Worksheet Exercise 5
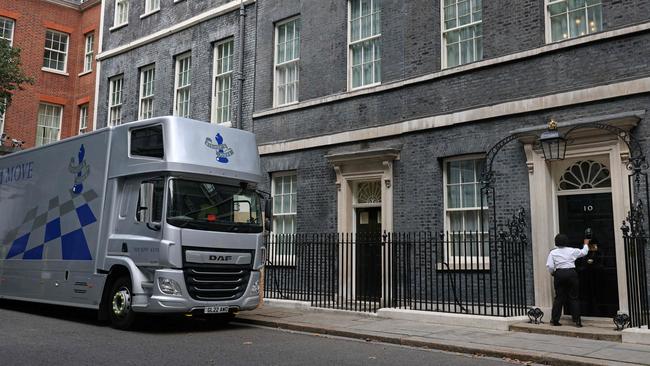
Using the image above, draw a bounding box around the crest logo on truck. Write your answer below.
[204,133,234,164]
[68,144,90,195]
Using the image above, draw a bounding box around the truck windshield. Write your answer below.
[167,179,262,233]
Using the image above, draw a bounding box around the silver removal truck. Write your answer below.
[0,117,268,329]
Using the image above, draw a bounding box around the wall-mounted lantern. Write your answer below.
[539,119,567,161]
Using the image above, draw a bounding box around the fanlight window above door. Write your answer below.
[356,181,382,204]
[558,160,611,191]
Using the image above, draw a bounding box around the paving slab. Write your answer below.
[238,305,650,366]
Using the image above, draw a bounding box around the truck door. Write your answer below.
[110,178,164,267]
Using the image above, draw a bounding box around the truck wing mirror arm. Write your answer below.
[147,222,161,231]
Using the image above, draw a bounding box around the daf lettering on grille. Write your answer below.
[209,255,233,262]
[185,250,251,265]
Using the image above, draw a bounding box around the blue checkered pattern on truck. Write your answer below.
[3,190,98,260]
[1,144,97,261]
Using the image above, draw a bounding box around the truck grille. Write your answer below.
[183,264,252,301]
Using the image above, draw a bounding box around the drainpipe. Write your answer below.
[237,0,246,130]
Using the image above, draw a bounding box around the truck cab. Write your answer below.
[99,118,267,328]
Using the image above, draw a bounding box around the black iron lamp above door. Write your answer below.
[539,119,567,161]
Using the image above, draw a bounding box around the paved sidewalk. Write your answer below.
[237,304,650,366]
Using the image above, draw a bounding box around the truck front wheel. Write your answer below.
[108,276,137,330]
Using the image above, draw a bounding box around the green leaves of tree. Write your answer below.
[0,40,33,115]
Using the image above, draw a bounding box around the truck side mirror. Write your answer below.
[137,180,163,226]
[265,199,272,219]
[136,206,148,222]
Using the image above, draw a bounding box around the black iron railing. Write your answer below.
[264,228,529,316]
[622,234,649,328]
[622,202,650,328]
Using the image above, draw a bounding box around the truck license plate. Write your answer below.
[204,306,229,314]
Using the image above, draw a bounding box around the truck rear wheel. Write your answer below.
[108,276,137,330]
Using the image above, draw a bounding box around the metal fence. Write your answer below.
[264,228,529,317]
[622,205,650,328]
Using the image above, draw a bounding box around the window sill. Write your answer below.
[78,70,92,77]
[109,23,128,32]
[274,100,299,109]
[349,82,381,92]
[140,9,160,19]
[41,67,69,76]
[546,31,600,45]
[213,121,232,128]
[441,58,483,71]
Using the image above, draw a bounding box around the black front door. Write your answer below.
[558,193,619,317]
[355,207,382,300]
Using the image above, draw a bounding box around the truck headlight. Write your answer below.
[251,280,260,295]
[158,277,182,296]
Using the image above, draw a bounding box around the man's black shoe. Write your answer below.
[575,322,583,328]
[550,321,562,326]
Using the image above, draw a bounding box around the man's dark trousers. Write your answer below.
[552,268,580,323]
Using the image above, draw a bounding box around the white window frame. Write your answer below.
[138,65,155,120]
[173,52,191,118]
[442,155,489,270]
[78,104,88,134]
[347,0,382,91]
[270,172,297,266]
[144,0,160,15]
[108,75,124,126]
[83,33,94,73]
[441,0,483,69]
[211,40,234,125]
[545,0,603,44]
[43,30,69,73]
[36,103,63,146]
[0,17,15,45]
[114,0,129,27]
[273,17,301,107]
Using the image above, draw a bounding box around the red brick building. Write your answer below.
[0,0,100,154]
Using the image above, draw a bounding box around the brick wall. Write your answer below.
[96,3,257,130]
[0,0,99,149]
[252,0,650,140]
[253,29,650,144]
[101,0,232,51]
[73,2,101,132]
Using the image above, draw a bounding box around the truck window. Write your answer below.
[167,179,262,233]
[136,180,164,223]
[130,125,164,158]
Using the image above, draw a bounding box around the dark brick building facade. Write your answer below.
[252,0,650,317]
[97,0,650,318]
[96,0,257,130]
